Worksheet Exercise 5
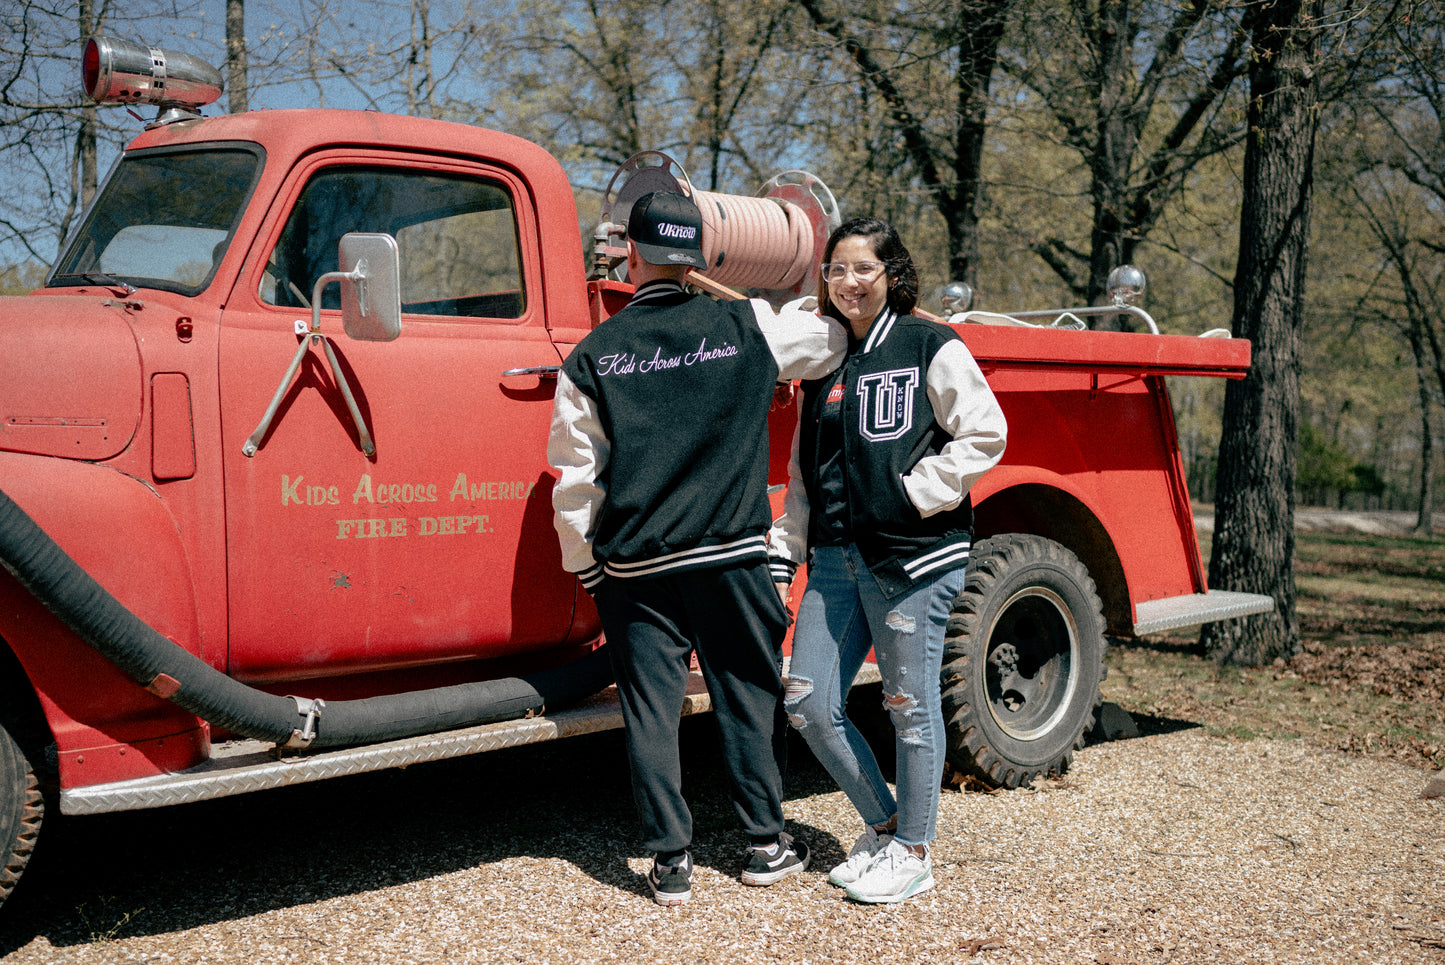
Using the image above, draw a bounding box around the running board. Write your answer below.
[1131,589,1275,636]
[61,663,883,817]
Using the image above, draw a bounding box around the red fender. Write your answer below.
[0,451,208,788]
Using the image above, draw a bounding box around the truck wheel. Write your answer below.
[941,534,1105,789]
[0,717,44,909]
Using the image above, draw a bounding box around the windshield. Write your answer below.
[49,145,261,295]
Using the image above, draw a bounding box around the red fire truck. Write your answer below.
[0,38,1271,907]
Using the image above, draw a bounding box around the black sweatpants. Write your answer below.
[596,560,792,855]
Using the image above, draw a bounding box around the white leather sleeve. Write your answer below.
[902,339,1008,517]
[752,298,847,381]
[547,371,608,587]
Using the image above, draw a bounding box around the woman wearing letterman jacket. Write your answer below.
[768,217,1007,904]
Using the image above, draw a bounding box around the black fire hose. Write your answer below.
[0,487,612,749]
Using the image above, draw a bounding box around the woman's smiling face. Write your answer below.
[825,234,890,336]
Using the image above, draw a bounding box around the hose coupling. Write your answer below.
[278,696,326,750]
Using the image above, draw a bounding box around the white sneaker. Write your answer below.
[844,838,934,904]
[827,826,892,888]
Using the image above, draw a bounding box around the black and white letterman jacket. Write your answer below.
[768,306,1007,599]
[548,280,846,591]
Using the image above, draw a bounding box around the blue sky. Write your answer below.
[3,0,486,267]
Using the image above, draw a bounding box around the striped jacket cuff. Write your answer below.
[603,536,769,581]
[577,562,606,591]
[901,541,971,580]
[769,558,798,584]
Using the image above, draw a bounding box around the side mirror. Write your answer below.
[338,233,401,341]
[247,233,400,458]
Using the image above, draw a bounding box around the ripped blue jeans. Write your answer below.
[785,543,965,847]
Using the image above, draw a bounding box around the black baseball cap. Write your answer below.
[627,191,707,269]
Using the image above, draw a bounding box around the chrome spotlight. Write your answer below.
[1107,265,1146,306]
[939,280,973,314]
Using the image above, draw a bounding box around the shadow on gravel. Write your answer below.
[1128,711,1203,738]
[0,717,847,955]
[1083,707,1202,748]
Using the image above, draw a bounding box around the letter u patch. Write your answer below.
[856,368,920,442]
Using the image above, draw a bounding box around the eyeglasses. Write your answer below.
[821,261,885,283]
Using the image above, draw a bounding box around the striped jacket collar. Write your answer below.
[858,307,900,354]
[627,278,689,306]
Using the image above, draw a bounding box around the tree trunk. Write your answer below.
[1201,0,1321,667]
[407,0,437,117]
[77,0,98,213]
[226,0,249,114]
[1088,0,1134,321]
[1414,388,1435,537]
[1409,318,1437,536]
[945,1,1008,290]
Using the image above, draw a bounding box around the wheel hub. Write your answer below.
[984,586,1081,741]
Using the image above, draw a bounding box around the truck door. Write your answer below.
[219,155,575,682]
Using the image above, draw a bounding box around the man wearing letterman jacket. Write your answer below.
[548,190,846,905]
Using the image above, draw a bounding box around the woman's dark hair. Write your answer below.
[816,217,919,320]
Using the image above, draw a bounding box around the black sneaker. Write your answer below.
[741,832,810,886]
[647,852,693,906]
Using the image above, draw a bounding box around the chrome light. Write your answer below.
[82,37,223,123]
[1107,265,1146,306]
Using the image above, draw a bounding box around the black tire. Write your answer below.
[941,534,1106,789]
[0,715,44,910]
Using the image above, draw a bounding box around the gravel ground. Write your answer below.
[1,721,1441,965]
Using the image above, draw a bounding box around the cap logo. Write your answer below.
[656,221,697,241]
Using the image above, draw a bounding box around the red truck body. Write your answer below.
[0,100,1269,906]
[2,111,609,791]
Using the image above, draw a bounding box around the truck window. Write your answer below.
[49,147,260,295]
[260,167,526,319]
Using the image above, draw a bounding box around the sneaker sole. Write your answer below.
[650,888,691,906]
[741,847,811,886]
[845,870,935,904]
[742,864,806,886]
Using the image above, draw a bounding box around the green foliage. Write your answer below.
[0,262,46,296]
[1305,5,1445,515]
[1297,422,1392,507]
[1350,462,1387,499]
[1298,422,1358,497]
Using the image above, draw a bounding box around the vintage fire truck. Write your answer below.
[0,38,1272,907]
